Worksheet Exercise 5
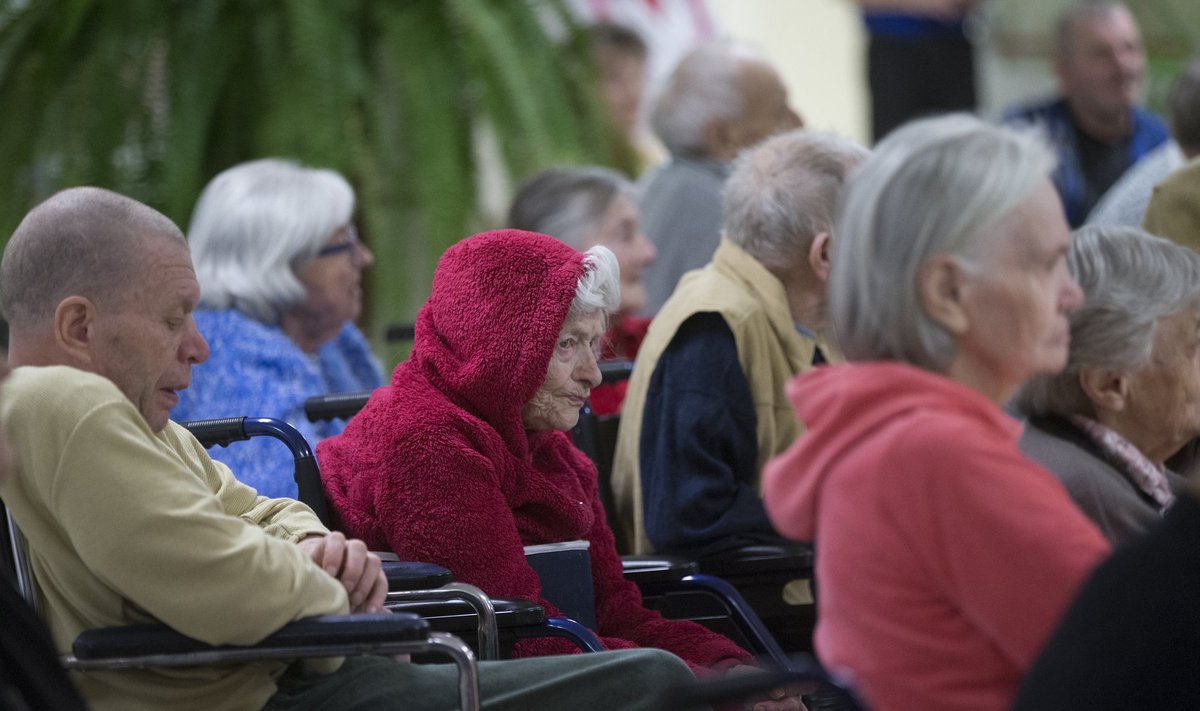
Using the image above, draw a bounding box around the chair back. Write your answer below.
[523,541,596,629]
[304,391,372,423]
[4,503,42,616]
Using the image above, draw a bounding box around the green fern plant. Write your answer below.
[0,0,621,362]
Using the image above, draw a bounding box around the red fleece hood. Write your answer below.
[763,361,1022,542]
[406,229,585,455]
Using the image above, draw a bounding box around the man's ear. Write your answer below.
[1078,366,1129,414]
[53,296,97,364]
[809,232,831,283]
[702,119,735,161]
[917,255,970,335]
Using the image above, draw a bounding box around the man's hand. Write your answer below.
[724,664,809,711]
[298,532,387,613]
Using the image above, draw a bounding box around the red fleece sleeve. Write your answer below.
[369,435,659,659]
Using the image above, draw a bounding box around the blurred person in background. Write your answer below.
[638,40,803,315]
[1086,56,1200,226]
[173,159,383,498]
[1015,225,1200,545]
[856,0,981,142]
[1005,0,1167,228]
[587,22,662,174]
[508,165,656,415]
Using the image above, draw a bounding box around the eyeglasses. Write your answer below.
[317,224,360,258]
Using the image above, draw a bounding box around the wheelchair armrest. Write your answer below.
[386,597,544,630]
[621,554,699,585]
[383,560,454,591]
[72,612,427,660]
[696,544,814,578]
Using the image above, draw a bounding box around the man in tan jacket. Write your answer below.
[0,187,693,711]
[613,130,866,556]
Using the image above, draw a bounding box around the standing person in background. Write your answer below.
[638,40,803,316]
[587,22,661,175]
[508,165,656,415]
[172,159,384,499]
[857,0,981,142]
[1004,1,1167,228]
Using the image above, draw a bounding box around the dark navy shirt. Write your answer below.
[639,312,791,557]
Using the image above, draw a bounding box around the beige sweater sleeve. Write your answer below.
[5,368,349,646]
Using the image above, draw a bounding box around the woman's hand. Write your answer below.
[724,664,809,711]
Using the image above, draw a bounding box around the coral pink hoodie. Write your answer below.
[763,362,1109,711]
[318,230,749,671]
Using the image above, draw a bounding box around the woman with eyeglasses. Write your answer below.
[172,158,383,498]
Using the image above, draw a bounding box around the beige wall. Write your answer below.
[709,0,870,144]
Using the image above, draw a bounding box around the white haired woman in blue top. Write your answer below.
[172,158,383,498]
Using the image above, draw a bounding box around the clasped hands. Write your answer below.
[298,531,388,613]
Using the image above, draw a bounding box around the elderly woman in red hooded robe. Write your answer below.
[318,230,795,692]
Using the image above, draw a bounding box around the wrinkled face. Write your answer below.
[523,310,605,431]
[954,179,1084,400]
[92,238,210,432]
[581,194,655,315]
[597,48,646,138]
[1122,305,1200,462]
[290,223,374,340]
[1057,6,1145,123]
[727,61,804,155]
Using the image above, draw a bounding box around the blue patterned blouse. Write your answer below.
[172,308,384,498]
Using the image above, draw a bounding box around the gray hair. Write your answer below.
[567,245,621,325]
[650,40,767,155]
[1,187,184,328]
[1168,56,1200,154]
[508,166,636,250]
[186,158,355,324]
[1056,0,1129,57]
[723,129,868,272]
[830,113,1057,372]
[1015,225,1200,417]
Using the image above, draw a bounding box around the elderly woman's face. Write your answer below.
[290,223,374,345]
[950,179,1084,402]
[582,193,655,315]
[523,310,605,431]
[1117,305,1200,463]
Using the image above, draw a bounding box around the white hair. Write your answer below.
[723,129,868,272]
[830,114,1057,372]
[568,245,621,324]
[650,40,768,156]
[187,158,355,323]
[1016,225,1200,417]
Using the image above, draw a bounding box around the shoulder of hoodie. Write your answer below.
[868,401,1030,483]
[359,376,510,465]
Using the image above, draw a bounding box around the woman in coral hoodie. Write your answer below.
[319,230,796,703]
[762,115,1111,711]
